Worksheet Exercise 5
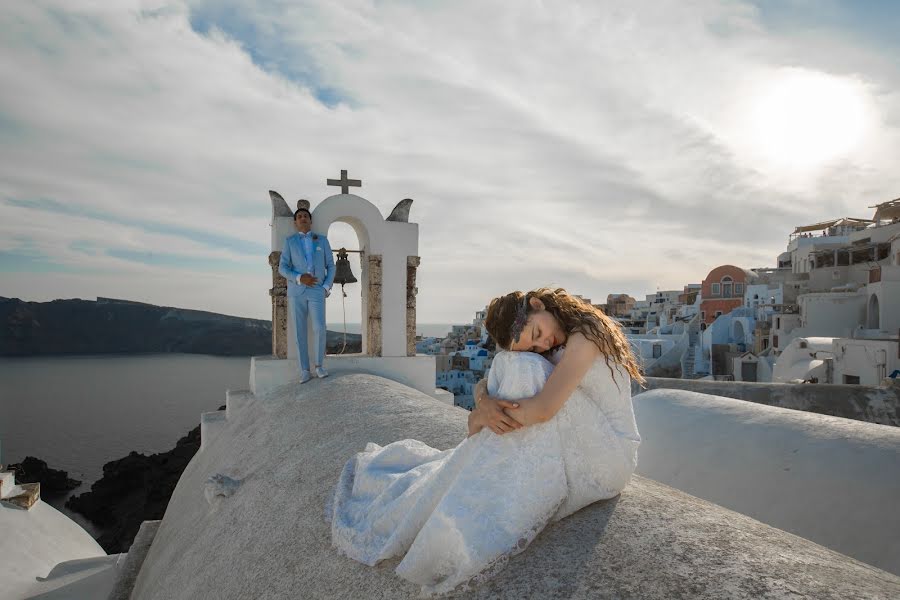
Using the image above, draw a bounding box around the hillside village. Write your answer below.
[421,198,900,410]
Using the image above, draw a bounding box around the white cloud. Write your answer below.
[0,0,897,323]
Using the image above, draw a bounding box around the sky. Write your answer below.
[1,0,899,324]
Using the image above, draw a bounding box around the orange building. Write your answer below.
[699,265,756,327]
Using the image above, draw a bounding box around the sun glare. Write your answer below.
[746,68,869,169]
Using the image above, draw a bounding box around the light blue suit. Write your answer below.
[278,232,335,373]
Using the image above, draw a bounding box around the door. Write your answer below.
[741,361,758,382]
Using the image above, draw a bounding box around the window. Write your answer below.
[711,283,720,295]
[721,276,733,297]
[701,311,706,320]
[735,283,743,295]
[652,344,662,359]
[773,334,779,347]
[843,375,861,385]
[715,311,723,317]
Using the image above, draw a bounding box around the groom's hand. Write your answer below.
[298,274,318,286]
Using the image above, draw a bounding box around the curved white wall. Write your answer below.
[1,500,105,598]
[772,336,834,382]
[633,388,900,575]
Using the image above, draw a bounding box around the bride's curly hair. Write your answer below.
[484,287,644,385]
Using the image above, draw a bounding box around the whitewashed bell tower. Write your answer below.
[253,170,450,403]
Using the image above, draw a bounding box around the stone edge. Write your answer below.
[107,519,161,600]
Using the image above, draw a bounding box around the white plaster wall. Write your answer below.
[758,355,776,382]
[867,272,900,333]
[798,291,866,337]
[771,313,801,352]
[849,220,900,245]
[271,212,296,252]
[807,265,870,292]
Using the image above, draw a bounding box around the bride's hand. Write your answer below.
[473,391,523,435]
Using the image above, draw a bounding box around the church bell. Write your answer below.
[333,248,358,286]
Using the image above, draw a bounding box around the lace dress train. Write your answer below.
[329,351,641,595]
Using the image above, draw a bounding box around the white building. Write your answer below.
[772,337,834,383]
[770,311,802,354]
[771,335,900,385]
[452,340,493,372]
[784,217,872,275]
[415,336,442,355]
[628,336,678,366]
[436,369,477,396]
[769,200,900,385]
[832,338,900,385]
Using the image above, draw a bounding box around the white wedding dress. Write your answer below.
[329,350,641,595]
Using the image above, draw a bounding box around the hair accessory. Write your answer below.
[510,294,529,345]
[297,199,311,211]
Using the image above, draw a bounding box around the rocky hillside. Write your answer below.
[0,297,361,356]
[66,420,208,553]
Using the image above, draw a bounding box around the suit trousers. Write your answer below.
[290,288,326,372]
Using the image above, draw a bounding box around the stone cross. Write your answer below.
[326,169,362,194]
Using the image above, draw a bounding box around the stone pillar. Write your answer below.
[268,251,288,359]
[406,256,421,356]
[366,254,383,357]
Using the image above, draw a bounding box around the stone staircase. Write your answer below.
[200,388,255,451]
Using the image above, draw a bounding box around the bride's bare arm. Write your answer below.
[503,333,600,426]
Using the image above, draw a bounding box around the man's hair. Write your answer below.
[294,208,312,220]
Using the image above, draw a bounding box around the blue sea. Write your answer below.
[0,354,253,533]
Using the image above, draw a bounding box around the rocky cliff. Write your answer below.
[0,297,361,356]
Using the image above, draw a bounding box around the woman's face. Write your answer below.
[508,300,566,353]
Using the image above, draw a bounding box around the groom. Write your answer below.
[278,201,335,383]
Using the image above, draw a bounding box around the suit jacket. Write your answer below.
[278,232,336,297]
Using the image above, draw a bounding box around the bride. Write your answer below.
[329,287,644,595]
